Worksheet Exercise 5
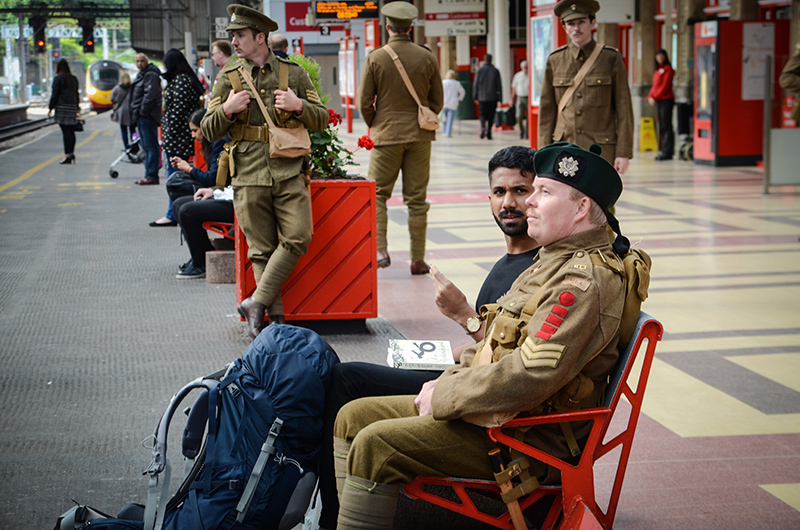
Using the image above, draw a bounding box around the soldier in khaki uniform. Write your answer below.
[779,43,800,123]
[358,2,443,275]
[538,0,634,175]
[201,5,328,338]
[332,142,633,530]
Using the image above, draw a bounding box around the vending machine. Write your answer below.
[694,19,789,166]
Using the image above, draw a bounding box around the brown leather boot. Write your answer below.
[237,297,266,339]
[410,261,430,275]
[377,251,391,268]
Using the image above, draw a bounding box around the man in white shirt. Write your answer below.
[511,60,529,139]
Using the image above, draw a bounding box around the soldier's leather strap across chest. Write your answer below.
[557,43,603,115]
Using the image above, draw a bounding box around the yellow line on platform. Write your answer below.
[0,128,104,194]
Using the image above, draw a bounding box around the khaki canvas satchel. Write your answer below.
[382,46,440,131]
[239,63,312,159]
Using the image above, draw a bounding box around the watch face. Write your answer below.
[467,317,480,332]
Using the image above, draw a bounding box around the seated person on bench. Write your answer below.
[319,145,540,529]
[332,142,631,530]
[173,186,234,279]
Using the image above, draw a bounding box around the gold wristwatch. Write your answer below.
[465,315,484,335]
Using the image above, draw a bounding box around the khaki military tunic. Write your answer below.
[358,35,444,260]
[201,53,328,313]
[779,47,800,122]
[335,227,625,486]
[538,40,634,163]
[202,54,328,185]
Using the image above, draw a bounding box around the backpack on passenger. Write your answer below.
[54,324,340,530]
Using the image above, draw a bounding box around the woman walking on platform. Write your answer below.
[49,59,80,164]
[647,49,675,161]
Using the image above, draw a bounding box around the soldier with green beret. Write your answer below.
[332,143,632,530]
[538,0,634,175]
[201,3,328,338]
[358,1,444,275]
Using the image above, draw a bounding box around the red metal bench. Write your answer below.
[403,312,664,530]
[202,221,234,240]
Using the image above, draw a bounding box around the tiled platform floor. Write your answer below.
[0,114,798,529]
[340,118,800,528]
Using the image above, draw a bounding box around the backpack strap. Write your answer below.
[278,60,289,91]
[229,67,244,93]
[236,417,284,522]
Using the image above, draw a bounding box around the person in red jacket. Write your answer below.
[647,49,675,160]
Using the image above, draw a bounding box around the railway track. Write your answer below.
[0,116,55,143]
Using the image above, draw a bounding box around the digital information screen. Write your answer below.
[315,1,380,20]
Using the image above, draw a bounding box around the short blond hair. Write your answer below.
[445,69,457,80]
[570,188,607,227]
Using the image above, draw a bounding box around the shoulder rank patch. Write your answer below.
[562,275,590,292]
[532,291,575,341]
[521,340,566,369]
[207,96,222,112]
[305,88,321,104]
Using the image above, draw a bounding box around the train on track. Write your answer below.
[85,60,124,111]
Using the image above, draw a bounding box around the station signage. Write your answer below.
[423,0,486,37]
[315,1,379,21]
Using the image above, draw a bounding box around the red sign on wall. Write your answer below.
[286,2,312,31]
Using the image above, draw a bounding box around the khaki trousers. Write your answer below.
[369,142,431,262]
[233,174,312,314]
[334,395,502,486]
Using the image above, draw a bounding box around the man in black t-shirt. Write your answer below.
[318,146,539,530]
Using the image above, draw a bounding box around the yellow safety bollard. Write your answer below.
[640,117,658,152]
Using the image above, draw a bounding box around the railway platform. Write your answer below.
[0,113,799,529]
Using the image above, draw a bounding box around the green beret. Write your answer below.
[553,0,600,22]
[381,1,418,29]
[533,142,621,212]
[226,4,278,35]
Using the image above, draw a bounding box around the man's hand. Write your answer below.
[415,379,439,416]
[430,264,473,325]
[222,90,251,120]
[647,96,656,107]
[193,188,214,201]
[614,157,629,175]
[274,87,303,113]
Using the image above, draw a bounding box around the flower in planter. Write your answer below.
[307,108,374,179]
[289,54,373,179]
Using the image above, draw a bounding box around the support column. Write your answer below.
[456,35,474,119]
[633,0,658,153]
[491,0,511,103]
[595,24,618,48]
[440,35,456,76]
[729,0,759,21]
[675,0,705,103]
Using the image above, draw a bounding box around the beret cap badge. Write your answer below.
[557,156,580,178]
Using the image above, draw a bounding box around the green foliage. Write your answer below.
[288,54,359,179]
[287,53,329,105]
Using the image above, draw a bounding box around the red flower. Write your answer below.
[357,135,374,150]
[328,109,342,126]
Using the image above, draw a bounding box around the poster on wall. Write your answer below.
[741,22,774,101]
[530,15,554,107]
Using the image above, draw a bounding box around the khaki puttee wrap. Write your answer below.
[333,436,352,503]
[253,244,300,310]
[337,475,401,530]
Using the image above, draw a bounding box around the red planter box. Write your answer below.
[235,178,378,321]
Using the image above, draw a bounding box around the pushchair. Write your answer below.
[108,132,144,178]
